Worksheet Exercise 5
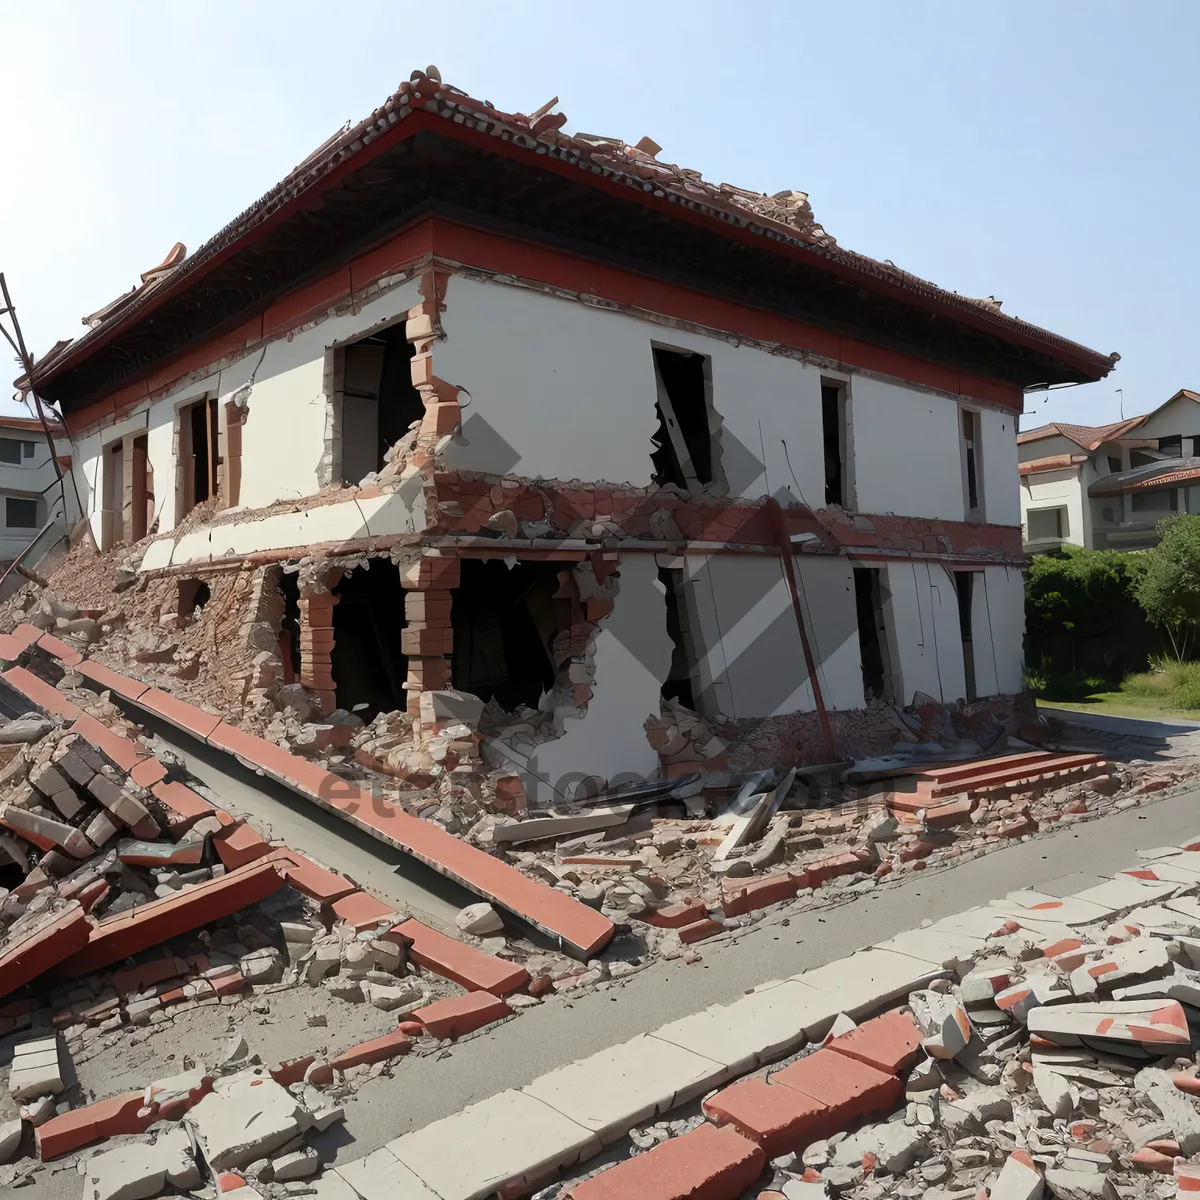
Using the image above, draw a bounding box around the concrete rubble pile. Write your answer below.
[553,847,1200,1200]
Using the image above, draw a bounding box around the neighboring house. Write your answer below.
[1019,389,1200,552]
[20,70,1115,792]
[0,413,76,568]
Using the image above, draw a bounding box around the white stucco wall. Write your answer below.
[881,559,967,705]
[851,378,966,521]
[977,566,1026,695]
[0,430,76,561]
[680,552,864,719]
[1135,394,1200,441]
[979,408,1020,527]
[1019,467,1087,547]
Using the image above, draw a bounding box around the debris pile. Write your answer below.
[556,847,1200,1199]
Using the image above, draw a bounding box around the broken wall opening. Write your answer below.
[853,566,892,702]
[131,435,149,542]
[339,324,424,483]
[330,559,409,719]
[956,570,978,702]
[658,566,697,710]
[278,571,301,684]
[451,558,572,711]
[651,346,716,490]
[822,380,849,507]
[177,579,210,626]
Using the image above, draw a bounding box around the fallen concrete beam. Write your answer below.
[1,666,82,719]
[55,857,285,978]
[36,633,83,667]
[75,658,151,701]
[0,903,92,1000]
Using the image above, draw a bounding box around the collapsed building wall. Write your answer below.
[55,249,1032,792]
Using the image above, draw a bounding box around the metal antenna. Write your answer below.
[0,273,92,551]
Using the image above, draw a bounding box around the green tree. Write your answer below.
[1025,544,1143,642]
[1134,513,1200,660]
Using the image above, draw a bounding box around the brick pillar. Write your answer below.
[406,270,461,444]
[299,577,339,716]
[399,553,459,722]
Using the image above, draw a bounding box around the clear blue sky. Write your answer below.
[1,1,1194,426]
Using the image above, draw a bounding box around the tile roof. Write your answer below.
[1017,453,1088,476]
[1090,457,1200,497]
[28,66,1119,388]
[1017,417,1146,451]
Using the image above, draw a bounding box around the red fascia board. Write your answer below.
[75,659,151,701]
[36,111,1108,398]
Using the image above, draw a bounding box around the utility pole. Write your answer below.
[0,273,93,552]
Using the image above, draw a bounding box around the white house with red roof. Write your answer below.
[0,413,77,569]
[1019,389,1200,551]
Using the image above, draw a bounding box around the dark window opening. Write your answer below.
[1107,455,1121,475]
[1159,435,1183,458]
[179,397,219,519]
[278,571,301,683]
[331,559,409,719]
[1026,507,1066,540]
[0,859,24,892]
[1130,449,1157,468]
[131,435,149,542]
[955,571,977,702]
[658,566,696,709]
[651,347,714,489]
[962,409,981,516]
[178,579,210,624]
[1131,489,1178,514]
[340,325,424,484]
[5,497,37,529]
[452,558,572,711]
[821,382,848,506]
[853,567,889,701]
[0,439,21,466]
[21,441,34,459]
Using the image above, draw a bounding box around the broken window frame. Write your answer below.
[954,569,979,702]
[329,318,424,486]
[820,378,852,508]
[960,406,984,521]
[176,394,220,521]
[650,343,721,493]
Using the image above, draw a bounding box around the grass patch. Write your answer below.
[1029,656,1200,717]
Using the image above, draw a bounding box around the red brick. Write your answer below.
[566,1122,766,1200]
[329,890,398,930]
[799,850,871,889]
[270,1056,315,1087]
[112,957,185,995]
[640,899,707,929]
[388,919,530,995]
[722,874,799,919]
[770,1048,902,1128]
[2,665,83,719]
[826,1009,922,1075]
[150,780,215,835]
[35,1091,151,1160]
[129,757,169,788]
[411,991,511,1039]
[678,918,724,944]
[278,854,358,903]
[213,822,273,870]
[139,688,223,739]
[921,795,975,829]
[218,1174,248,1193]
[37,632,84,666]
[703,1076,831,1159]
[330,1028,411,1071]
[56,857,285,977]
[0,903,93,1001]
[70,713,151,772]
[75,659,150,701]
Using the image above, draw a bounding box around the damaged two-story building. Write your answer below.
[20,69,1117,804]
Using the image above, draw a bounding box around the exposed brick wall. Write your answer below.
[298,571,340,716]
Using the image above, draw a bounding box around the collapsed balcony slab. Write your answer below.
[0,903,93,1001]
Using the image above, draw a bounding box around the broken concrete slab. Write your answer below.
[1027,998,1190,1054]
[650,979,842,1079]
[184,1067,304,1170]
[8,1034,63,1101]
[792,948,944,1018]
[491,805,635,847]
[521,1033,726,1145]
[81,1125,200,1200]
[335,1145,440,1200]
[386,1088,602,1199]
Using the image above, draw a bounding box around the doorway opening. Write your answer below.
[339,325,425,483]
[955,571,979,702]
[658,566,697,709]
[130,435,150,541]
[330,559,409,719]
[853,567,891,702]
[102,440,124,550]
[452,558,572,711]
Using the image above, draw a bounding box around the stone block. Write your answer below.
[825,1008,923,1075]
[8,1034,63,1101]
[184,1069,304,1170]
[703,1075,830,1158]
